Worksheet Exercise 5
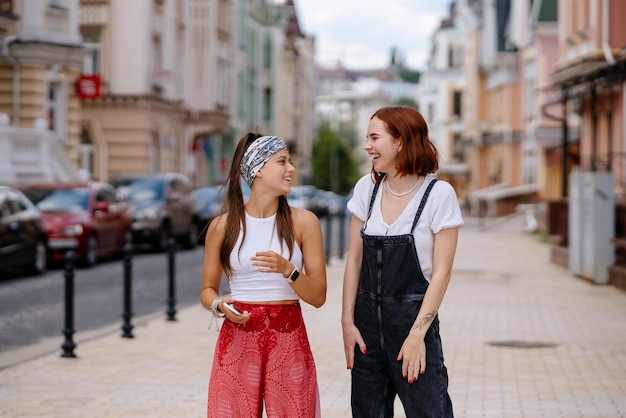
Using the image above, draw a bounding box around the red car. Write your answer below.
[23,182,132,267]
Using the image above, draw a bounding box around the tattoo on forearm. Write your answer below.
[411,311,436,332]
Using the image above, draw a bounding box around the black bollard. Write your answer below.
[166,237,177,321]
[61,250,77,358]
[121,241,134,338]
[324,214,332,264]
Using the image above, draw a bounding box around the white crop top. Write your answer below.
[228,212,302,302]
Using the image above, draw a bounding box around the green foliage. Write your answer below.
[398,67,421,83]
[393,97,419,110]
[311,124,362,195]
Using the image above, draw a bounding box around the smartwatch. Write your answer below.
[288,266,300,282]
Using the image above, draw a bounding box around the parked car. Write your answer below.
[0,185,48,275]
[23,182,132,267]
[110,173,198,251]
[192,186,223,244]
[287,185,316,210]
[192,182,251,244]
[309,189,346,217]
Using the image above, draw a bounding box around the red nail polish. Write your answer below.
[420,370,425,375]
[363,349,368,355]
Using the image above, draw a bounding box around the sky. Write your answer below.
[295,0,453,71]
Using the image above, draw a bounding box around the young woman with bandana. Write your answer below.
[200,133,327,418]
[342,106,463,417]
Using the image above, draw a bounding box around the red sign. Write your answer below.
[76,74,102,99]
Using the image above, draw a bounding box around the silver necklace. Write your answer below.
[385,176,423,197]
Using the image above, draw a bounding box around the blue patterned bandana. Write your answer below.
[240,135,287,186]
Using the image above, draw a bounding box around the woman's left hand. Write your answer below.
[397,334,426,383]
[250,250,291,277]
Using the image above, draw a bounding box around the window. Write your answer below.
[79,128,94,179]
[216,57,229,107]
[263,37,272,69]
[452,91,462,118]
[263,87,272,121]
[149,133,161,174]
[217,0,230,35]
[47,82,61,133]
[81,30,101,75]
[152,34,162,73]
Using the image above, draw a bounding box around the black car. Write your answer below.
[0,185,48,275]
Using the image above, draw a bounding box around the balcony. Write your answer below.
[0,117,79,185]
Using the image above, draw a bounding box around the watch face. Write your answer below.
[291,269,300,281]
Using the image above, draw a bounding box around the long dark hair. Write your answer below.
[219,132,294,276]
[370,106,439,183]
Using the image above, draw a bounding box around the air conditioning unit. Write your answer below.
[569,171,614,284]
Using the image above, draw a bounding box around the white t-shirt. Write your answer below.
[347,174,464,282]
[228,212,301,302]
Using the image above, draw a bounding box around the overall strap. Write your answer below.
[410,178,438,233]
[362,177,383,231]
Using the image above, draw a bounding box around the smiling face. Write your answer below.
[365,116,400,175]
[254,148,295,194]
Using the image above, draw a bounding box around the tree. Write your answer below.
[394,97,419,110]
[398,67,421,83]
[311,123,362,196]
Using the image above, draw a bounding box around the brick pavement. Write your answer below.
[1,221,626,417]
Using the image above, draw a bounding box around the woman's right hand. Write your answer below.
[220,298,250,325]
[342,321,367,370]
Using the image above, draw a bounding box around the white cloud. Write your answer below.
[295,0,451,70]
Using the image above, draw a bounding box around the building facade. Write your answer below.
[549,0,625,286]
[1,0,316,188]
[78,0,233,185]
[0,0,83,183]
[417,2,468,197]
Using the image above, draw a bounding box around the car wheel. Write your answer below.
[29,240,47,275]
[84,235,98,267]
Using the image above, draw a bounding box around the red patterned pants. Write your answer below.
[207,302,321,418]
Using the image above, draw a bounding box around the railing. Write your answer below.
[0,121,79,185]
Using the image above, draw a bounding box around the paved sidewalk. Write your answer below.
[1,222,626,417]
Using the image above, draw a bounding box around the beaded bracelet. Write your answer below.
[210,297,225,318]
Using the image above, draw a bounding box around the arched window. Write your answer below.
[79,128,94,179]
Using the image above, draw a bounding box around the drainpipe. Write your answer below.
[561,89,569,197]
[590,84,598,172]
[602,0,615,65]
[1,35,20,126]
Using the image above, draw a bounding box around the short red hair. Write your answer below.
[369,106,439,182]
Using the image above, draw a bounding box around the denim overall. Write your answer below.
[351,178,453,418]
